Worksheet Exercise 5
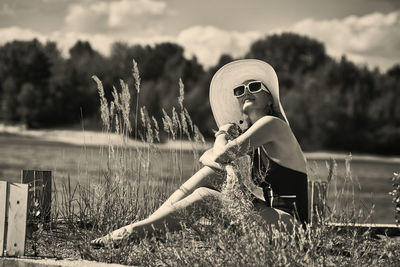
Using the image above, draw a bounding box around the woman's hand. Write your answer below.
[215,123,242,140]
[199,148,225,171]
[211,123,243,166]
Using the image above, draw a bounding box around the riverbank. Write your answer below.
[1,124,400,164]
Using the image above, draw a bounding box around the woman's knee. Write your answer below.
[192,187,221,201]
[179,167,224,194]
[170,187,221,214]
[257,206,296,229]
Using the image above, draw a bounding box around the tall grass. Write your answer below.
[25,60,399,266]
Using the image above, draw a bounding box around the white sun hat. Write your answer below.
[209,59,289,130]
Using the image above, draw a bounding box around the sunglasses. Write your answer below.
[233,81,271,98]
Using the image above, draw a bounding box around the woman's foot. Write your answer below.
[90,226,135,249]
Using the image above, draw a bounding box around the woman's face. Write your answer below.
[235,80,273,115]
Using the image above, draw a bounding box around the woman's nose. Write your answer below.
[243,87,251,96]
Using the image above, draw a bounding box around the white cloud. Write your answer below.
[288,10,400,70]
[108,0,167,27]
[65,0,167,31]
[177,25,262,67]
[0,27,47,43]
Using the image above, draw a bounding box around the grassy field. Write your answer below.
[1,133,399,266]
[0,133,398,224]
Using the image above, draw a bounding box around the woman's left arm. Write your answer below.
[212,116,286,164]
[199,123,241,170]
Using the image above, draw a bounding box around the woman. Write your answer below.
[91,59,308,248]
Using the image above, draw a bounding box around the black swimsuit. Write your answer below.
[251,147,309,225]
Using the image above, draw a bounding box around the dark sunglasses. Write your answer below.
[233,81,271,98]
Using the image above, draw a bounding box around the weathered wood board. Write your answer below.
[0,181,7,257]
[5,183,28,257]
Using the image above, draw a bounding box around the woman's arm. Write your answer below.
[212,116,287,164]
[213,123,241,150]
[199,123,241,170]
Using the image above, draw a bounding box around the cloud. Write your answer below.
[65,0,167,31]
[0,27,46,43]
[288,10,400,70]
[177,25,262,67]
[0,3,15,16]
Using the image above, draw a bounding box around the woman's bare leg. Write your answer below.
[91,187,221,247]
[148,166,224,219]
[91,167,224,247]
[128,187,221,237]
[253,201,298,233]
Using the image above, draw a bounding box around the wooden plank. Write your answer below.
[0,181,7,257]
[313,181,327,218]
[307,181,314,225]
[21,170,35,224]
[307,181,328,224]
[6,183,28,257]
[38,171,52,223]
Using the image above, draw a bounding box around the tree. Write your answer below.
[0,39,52,125]
[17,83,41,127]
[1,76,18,122]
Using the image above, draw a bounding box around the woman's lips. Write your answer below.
[242,97,255,104]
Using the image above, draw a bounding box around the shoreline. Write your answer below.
[1,124,400,164]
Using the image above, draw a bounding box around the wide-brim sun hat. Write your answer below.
[209,59,289,130]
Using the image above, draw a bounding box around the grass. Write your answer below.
[0,134,396,224]
[1,60,400,266]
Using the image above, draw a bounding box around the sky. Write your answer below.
[0,0,399,71]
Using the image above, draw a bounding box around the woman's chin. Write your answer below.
[242,102,254,112]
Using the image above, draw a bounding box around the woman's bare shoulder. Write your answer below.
[255,115,286,124]
[251,116,289,133]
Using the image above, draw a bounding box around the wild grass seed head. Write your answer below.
[112,86,120,111]
[183,108,194,132]
[120,79,132,133]
[178,78,184,111]
[132,59,141,93]
[151,116,160,143]
[172,107,181,138]
[140,106,154,143]
[92,75,110,132]
[180,110,190,140]
[162,108,173,137]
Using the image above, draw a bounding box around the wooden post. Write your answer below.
[6,183,28,256]
[308,181,314,225]
[308,180,328,225]
[21,170,52,224]
[0,181,28,257]
[0,181,7,257]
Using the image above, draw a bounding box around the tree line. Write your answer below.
[0,33,399,155]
